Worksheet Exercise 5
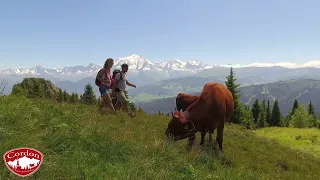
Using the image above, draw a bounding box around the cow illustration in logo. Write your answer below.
[3,147,44,177]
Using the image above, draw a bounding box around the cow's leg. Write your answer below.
[216,123,225,152]
[209,129,214,142]
[200,131,206,145]
[200,125,206,145]
[188,133,196,147]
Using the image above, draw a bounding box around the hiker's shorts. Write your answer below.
[116,91,128,104]
[99,84,110,97]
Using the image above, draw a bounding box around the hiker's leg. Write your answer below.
[116,91,134,117]
[101,85,115,112]
[98,86,106,111]
[99,97,105,111]
[115,101,122,111]
[117,91,129,111]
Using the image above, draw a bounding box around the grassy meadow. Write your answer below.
[253,127,320,158]
[1,95,320,179]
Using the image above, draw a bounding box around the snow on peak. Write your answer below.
[0,54,212,76]
[219,60,320,69]
[115,54,156,71]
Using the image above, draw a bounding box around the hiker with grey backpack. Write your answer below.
[111,63,136,118]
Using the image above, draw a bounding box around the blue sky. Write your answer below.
[1,0,320,69]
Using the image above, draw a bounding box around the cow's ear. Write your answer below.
[171,112,179,119]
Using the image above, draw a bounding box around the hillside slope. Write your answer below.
[1,96,320,179]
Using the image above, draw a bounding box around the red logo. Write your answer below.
[3,147,44,177]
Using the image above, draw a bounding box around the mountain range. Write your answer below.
[2,54,320,105]
[137,79,320,117]
[0,54,213,82]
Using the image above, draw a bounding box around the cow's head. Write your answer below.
[165,111,194,141]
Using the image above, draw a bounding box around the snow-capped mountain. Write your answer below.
[0,54,213,78]
[156,59,213,72]
[113,54,214,72]
[0,64,101,76]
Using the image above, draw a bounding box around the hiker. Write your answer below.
[112,63,136,117]
[96,58,116,113]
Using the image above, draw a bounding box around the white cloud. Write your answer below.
[220,60,320,68]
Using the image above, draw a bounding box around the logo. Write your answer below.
[3,147,44,177]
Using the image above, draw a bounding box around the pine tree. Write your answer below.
[79,94,83,103]
[33,80,44,98]
[271,99,281,126]
[75,93,79,102]
[57,88,63,103]
[251,99,261,124]
[308,101,317,127]
[11,84,25,96]
[257,99,268,128]
[63,89,69,103]
[290,105,313,128]
[239,104,255,129]
[70,93,78,103]
[290,99,299,116]
[45,88,53,99]
[266,100,272,126]
[81,83,96,105]
[225,67,241,124]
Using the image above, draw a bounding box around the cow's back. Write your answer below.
[187,82,234,127]
[176,93,198,111]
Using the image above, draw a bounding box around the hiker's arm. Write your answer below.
[126,80,136,88]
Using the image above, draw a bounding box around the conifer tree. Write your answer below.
[33,80,44,98]
[75,93,79,102]
[70,93,78,103]
[266,100,272,126]
[271,99,281,126]
[57,88,63,103]
[63,89,69,103]
[225,67,241,124]
[257,99,268,128]
[81,83,96,105]
[251,99,261,124]
[45,89,53,99]
[290,99,299,116]
[290,105,313,128]
[239,104,255,129]
[308,101,317,127]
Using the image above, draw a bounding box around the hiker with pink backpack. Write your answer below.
[95,58,116,113]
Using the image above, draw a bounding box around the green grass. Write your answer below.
[1,95,320,179]
[253,127,320,157]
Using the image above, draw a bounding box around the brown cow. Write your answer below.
[176,93,198,111]
[175,93,212,144]
[165,82,234,152]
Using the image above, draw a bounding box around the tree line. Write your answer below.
[225,67,320,129]
[11,78,139,112]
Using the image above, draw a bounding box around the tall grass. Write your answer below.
[253,127,320,158]
[0,95,320,179]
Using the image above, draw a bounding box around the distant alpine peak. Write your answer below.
[0,54,212,75]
